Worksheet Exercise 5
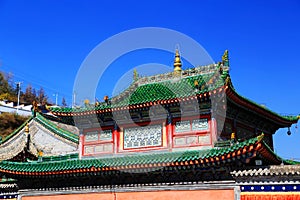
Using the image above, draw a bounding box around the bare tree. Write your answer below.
[61,97,67,107]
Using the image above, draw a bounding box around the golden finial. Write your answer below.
[133,69,138,81]
[174,49,182,73]
[222,50,229,65]
[194,80,199,87]
[104,95,109,102]
[225,76,231,85]
[32,100,39,112]
[257,132,265,142]
[222,50,228,61]
[231,132,235,140]
[38,150,43,157]
[84,99,90,105]
[25,123,29,133]
[45,104,49,109]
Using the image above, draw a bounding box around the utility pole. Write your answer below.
[53,93,58,106]
[73,91,76,108]
[15,82,22,114]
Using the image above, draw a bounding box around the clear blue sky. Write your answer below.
[0,1,299,159]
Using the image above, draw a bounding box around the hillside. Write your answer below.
[0,112,29,139]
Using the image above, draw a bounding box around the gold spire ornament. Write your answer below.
[25,123,29,133]
[45,104,51,110]
[84,99,90,105]
[104,95,109,102]
[194,80,199,87]
[231,132,235,140]
[32,100,39,117]
[257,133,264,142]
[133,69,139,82]
[173,49,182,74]
[222,50,229,66]
[38,150,44,159]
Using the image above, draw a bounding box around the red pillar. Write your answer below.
[113,128,118,154]
[79,133,84,159]
[211,118,217,147]
[166,122,173,151]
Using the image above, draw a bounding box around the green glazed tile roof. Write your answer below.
[29,153,79,162]
[35,113,78,143]
[113,74,223,107]
[0,135,271,175]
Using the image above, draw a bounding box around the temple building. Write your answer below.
[0,50,298,200]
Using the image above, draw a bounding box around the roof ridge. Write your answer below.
[27,153,79,163]
[34,113,78,143]
[135,63,219,85]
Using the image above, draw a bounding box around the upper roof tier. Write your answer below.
[49,50,298,125]
[51,64,228,113]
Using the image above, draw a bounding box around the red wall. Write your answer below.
[81,115,213,157]
[23,189,234,200]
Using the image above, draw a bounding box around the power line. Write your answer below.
[1,69,72,96]
[0,65,73,106]
[0,60,73,98]
[12,71,71,98]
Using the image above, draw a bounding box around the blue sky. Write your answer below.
[0,1,299,159]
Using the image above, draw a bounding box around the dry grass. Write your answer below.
[0,112,29,138]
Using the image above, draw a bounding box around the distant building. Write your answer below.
[0,101,32,116]
[0,50,298,200]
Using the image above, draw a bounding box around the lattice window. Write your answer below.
[192,119,208,131]
[175,119,209,133]
[85,131,98,142]
[124,125,162,149]
[175,120,191,132]
[100,129,112,141]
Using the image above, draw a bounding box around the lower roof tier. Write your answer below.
[0,134,291,179]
